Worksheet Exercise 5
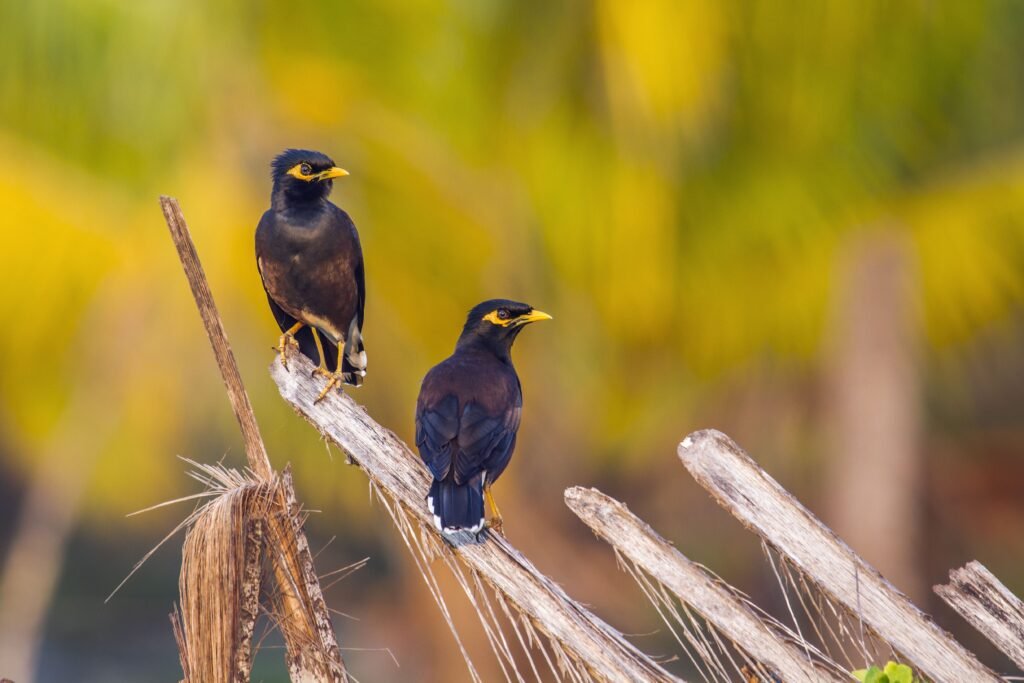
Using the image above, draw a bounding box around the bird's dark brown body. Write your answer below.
[256,202,363,344]
[256,149,366,393]
[417,345,523,484]
[416,299,550,535]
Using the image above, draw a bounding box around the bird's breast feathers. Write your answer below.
[421,354,520,411]
[256,206,363,336]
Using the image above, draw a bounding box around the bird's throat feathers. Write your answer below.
[455,327,522,362]
[271,178,332,211]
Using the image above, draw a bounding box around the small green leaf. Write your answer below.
[852,666,886,683]
[883,661,913,683]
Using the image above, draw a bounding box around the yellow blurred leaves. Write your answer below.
[264,52,362,128]
[902,153,1024,348]
[603,162,677,342]
[596,0,725,145]
[0,135,122,441]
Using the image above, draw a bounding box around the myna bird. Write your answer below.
[256,149,367,402]
[415,299,551,535]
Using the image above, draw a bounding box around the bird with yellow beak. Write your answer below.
[415,299,552,536]
[255,149,367,402]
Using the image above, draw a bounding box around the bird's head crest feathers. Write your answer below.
[457,299,551,356]
[270,148,348,206]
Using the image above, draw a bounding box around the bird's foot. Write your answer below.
[277,332,300,369]
[485,516,505,537]
[312,367,353,404]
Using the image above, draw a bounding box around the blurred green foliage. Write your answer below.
[1,1,1024,679]
[3,0,1023,504]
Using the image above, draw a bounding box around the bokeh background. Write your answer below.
[2,1,1024,681]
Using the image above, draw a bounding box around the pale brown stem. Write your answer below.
[159,195,271,480]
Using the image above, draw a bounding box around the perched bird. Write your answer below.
[415,299,551,535]
[256,149,367,402]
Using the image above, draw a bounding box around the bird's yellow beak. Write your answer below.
[518,310,553,324]
[316,167,349,181]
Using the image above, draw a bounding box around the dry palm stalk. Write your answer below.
[159,196,347,682]
[175,470,271,683]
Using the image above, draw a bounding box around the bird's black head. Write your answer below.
[456,299,552,359]
[270,148,348,207]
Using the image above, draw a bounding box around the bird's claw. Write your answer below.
[277,333,300,369]
[485,516,505,537]
[312,367,354,404]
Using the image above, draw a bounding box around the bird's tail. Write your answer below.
[428,476,485,534]
[341,316,367,387]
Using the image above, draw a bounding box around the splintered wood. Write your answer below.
[677,429,999,683]
[936,561,1024,670]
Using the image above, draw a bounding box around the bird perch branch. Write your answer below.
[677,429,998,683]
[270,355,678,682]
[935,561,1024,670]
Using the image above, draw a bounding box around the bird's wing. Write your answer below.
[354,252,366,329]
[453,401,521,486]
[255,212,294,317]
[416,394,460,480]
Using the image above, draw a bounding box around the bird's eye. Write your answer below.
[300,163,312,176]
[496,309,510,320]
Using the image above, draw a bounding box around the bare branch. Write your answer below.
[935,561,1024,670]
[677,429,998,683]
[565,486,844,683]
[159,195,271,480]
[271,355,678,682]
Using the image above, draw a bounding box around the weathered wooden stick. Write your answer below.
[280,466,346,682]
[271,356,679,682]
[234,518,263,683]
[160,196,347,682]
[935,561,1024,670]
[677,429,998,683]
[565,486,844,683]
[160,195,271,481]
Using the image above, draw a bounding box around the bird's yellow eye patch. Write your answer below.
[287,163,317,181]
[483,310,515,327]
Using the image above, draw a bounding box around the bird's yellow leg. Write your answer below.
[314,338,347,404]
[484,486,504,536]
[277,321,303,369]
[310,327,330,375]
